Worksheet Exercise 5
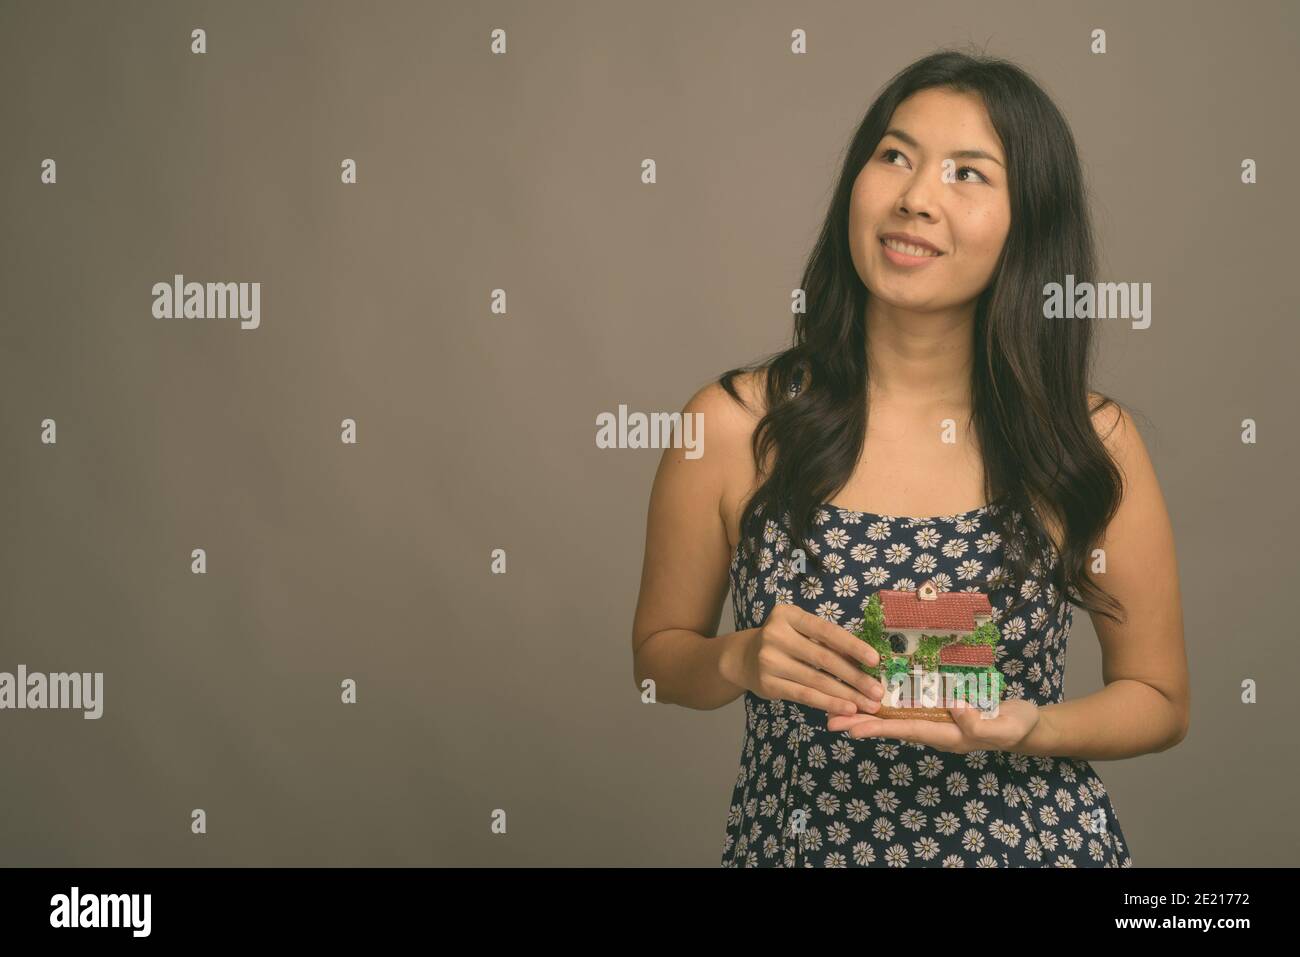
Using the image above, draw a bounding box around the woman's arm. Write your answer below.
[1017,400,1190,760]
[631,380,758,711]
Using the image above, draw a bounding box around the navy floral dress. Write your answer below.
[719,496,1134,868]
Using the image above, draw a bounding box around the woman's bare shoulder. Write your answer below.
[683,368,771,436]
[681,369,777,532]
[1088,391,1126,444]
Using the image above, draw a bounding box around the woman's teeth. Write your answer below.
[882,237,940,257]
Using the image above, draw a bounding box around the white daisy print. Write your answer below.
[721,503,1132,868]
[832,575,859,598]
[824,527,851,550]
[814,601,844,622]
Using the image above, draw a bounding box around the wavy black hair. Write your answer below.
[719,48,1128,625]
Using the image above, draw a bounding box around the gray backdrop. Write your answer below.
[1,0,1296,866]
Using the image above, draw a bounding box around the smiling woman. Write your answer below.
[630,48,1188,868]
[852,87,1011,315]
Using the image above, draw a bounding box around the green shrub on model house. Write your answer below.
[944,667,1005,703]
[913,634,948,670]
[963,621,1000,647]
[853,593,889,678]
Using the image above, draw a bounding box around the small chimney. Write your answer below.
[917,579,938,601]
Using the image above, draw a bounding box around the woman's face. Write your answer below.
[849,87,1011,312]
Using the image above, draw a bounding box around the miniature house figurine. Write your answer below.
[853,578,1006,722]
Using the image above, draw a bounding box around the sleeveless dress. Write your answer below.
[718,393,1134,867]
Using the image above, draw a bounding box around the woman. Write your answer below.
[630,49,1189,867]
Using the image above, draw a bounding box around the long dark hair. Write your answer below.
[719,48,1128,625]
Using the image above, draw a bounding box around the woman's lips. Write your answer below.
[880,237,944,267]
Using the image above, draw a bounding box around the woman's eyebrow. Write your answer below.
[882,127,1004,168]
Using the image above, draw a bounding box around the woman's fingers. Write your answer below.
[788,606,880,670]
[765,676,861,716]
[826,712,881,732]
[778,609,885,703]
[777,657,882,714]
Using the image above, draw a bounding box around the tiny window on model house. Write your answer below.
[852,578,1007,720]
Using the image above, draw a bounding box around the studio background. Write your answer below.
[1,0,1296,866]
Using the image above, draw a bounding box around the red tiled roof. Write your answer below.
[878,588,992,631]
[938,643,995,665]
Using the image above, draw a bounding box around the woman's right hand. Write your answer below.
[721,603,886,716]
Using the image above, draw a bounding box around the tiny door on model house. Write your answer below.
[852,578,1007,723]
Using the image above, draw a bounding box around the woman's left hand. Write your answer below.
[826,698,1041,754]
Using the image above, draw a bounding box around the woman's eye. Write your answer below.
[881,149,988,184]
